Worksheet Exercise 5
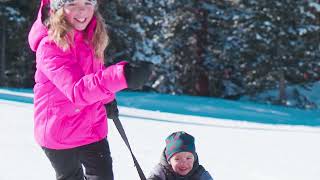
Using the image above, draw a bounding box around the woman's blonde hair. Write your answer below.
[47,8,109,60]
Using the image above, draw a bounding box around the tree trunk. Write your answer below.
[1,18,6,86]
[278,70,286,104]
[194,1,209,96]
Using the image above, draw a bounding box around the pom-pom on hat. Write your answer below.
[165,131,196,161]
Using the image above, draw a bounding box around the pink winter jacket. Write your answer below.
[28,0,128,149]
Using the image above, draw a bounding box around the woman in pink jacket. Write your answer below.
[28,0,152,179]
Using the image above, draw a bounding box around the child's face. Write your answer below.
[169,152,195,176]
[63,0,95,31]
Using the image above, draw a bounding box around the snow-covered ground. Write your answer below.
[1,99,320,180]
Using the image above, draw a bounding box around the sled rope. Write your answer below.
[112,116,147,180]
[106,100,146,180]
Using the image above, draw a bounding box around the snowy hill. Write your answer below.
[0,89,320,180]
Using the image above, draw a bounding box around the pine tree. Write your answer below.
[237,0,320,99]
[0,0,37,87]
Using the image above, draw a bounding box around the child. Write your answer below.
[148,131,213,180]
[28,0,152,179]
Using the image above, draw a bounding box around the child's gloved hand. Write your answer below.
[105,99,119,120]
[124,61,154,90]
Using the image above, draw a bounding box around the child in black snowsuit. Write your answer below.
[148,131,213,180]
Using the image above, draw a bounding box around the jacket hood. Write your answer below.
[28,0,97,52]
[28,0,49,52]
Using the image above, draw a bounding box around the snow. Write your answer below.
[241,82,320,110]
[309,2,320,12]
[3,7,26,23]
[1,96,320,180]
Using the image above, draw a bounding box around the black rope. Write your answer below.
[106,100,146,180]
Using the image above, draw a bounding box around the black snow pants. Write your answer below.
[42,138,113,180]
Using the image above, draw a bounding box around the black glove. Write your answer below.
[105,99,119,120]
[124,61,154,90]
